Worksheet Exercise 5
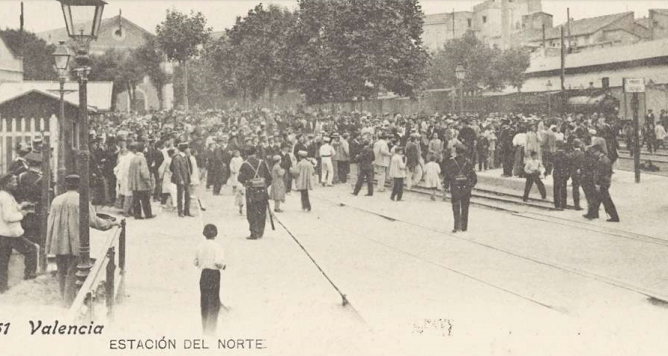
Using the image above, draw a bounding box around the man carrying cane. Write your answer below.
[238,147,272,240]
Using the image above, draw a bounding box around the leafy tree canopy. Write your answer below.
[0,29,57,80]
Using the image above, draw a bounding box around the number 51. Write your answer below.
[0,323,10,335]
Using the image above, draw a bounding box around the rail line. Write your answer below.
[404,184,668,248]
[311,193,668,306]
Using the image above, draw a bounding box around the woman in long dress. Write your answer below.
[269,155,286,212]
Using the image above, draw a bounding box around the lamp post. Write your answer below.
[51,41,73,195]
[546,80,553,118]
[56,0,106,294]
[455,64,467,117]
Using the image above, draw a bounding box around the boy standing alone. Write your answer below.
[194,224,226,335]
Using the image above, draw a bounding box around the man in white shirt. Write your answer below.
[194,224,226,335]
[319,137,336,187]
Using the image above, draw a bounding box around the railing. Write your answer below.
[66,219,127,323]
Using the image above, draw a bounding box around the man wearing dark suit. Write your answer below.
[585,144,620,222]
[279,142,293,194]
[443,144,477,233]
[237,147,272,240]
[170,143,192,217]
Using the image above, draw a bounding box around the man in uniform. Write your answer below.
[581,143,600,217]
[443,144,477,233]
[569,139,585,211]
[584,144,620,222]
[16,153,44,246]
[552,141,571,211]
[237,147,272,240]
[9,142,31,175]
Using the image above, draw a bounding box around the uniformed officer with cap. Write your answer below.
[16,152,44,246]
[9,142,31,175]
[237,146,272,240]
[443,143,477,233]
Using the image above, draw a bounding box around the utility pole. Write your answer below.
[632,92,641,183]
[567,8,572,53]
[560,27,566,91]
[452,8,456,40]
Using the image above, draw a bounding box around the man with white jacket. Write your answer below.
[373,133,392,192]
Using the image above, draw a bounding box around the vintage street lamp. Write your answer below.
[51,41,74,195]
[546,80,553,117]
[455,64,467,116]
[57,0,106,294]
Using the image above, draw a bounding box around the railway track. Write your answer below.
[308,193,668,309]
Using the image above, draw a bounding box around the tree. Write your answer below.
[287,0,430,104]
[428,32,531,93]
[496,47,531,92]
[134,35,170,109]
[88,49,144,111]
[224,4,296,102]
[428,31,501,92]
[156,10,212,111]
[0,29,57,80]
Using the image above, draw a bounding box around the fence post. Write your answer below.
[106,246,116,319]
[119,219,126,272]
[85,291,94,322]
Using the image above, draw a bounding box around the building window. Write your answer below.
[483,16,487,24]
[602,77,610,88]
[467,19,472,28]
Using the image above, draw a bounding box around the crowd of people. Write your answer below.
[81,107,631,227]
[2,105,655,296]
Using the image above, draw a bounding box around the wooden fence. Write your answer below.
[0,115,59,175]
[67,219,127,323]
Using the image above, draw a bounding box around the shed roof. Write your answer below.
[0,81,113,111]
[527,38,668,74]
[0,88,96,113]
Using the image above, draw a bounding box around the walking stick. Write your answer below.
[267,201,275,231]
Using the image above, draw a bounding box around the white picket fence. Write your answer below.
[0,115,59,175]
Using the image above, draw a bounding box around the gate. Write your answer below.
[0,115,59,175]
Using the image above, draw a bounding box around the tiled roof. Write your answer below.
[529,12,633,41]
[0,81,113,111]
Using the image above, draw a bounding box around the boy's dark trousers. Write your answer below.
[353,168,374,196]
[200,269,221,335]
[523,173,546,200]
[390,178,404,200]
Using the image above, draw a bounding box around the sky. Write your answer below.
[0,0,667,34]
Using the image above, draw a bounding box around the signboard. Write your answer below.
[624,78,645,93]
